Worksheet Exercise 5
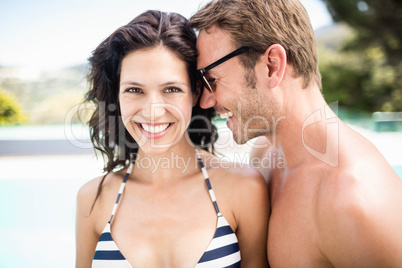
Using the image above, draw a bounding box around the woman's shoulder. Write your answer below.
[198,149,269,231]
[199,149,267,191]
[77,169,123,196]
[76,169,127,214]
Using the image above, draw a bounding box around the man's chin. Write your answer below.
[227,119,252,144]
[231,132,252,145]
[233,130,267,145]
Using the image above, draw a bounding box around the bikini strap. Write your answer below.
[195,149,222,217]
[108,161,134,223]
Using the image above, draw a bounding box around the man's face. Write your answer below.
[197,25,277,144]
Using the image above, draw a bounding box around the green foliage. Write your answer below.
[319,0,402,112]
[28,91,86,124]
[321,0,402,66]
[0,64,88,125]
[0,88,26,125]
[319,44,402,112]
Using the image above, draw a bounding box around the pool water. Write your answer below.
[0,163,400,268]
[0,154,103,268]
[393,166,402,178]
[0,179,84,268]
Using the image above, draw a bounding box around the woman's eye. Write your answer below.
[125,87,142,93]
[164,87,182,93]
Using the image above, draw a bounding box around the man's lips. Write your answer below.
[218,111,234,119]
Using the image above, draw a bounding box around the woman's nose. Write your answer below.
[141,94,166,120]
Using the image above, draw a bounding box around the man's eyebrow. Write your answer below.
[204,68,219,77]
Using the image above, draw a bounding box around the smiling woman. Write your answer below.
[118,46,195,152]
[75,9,269,268]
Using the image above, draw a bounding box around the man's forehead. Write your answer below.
[196,26,235,69]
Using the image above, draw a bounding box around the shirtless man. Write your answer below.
[190,0,402,267]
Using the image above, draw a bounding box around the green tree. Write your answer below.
[321,0,402,66]
[320,0,402,112]
[0,89,26,125]
[319,45,402,112]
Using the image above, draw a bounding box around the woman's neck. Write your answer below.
[131,138,200,184]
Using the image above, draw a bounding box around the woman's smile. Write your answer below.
[137,122,174,139]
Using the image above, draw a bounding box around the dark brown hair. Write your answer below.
[85,10,217,201]
[190,0,322,89]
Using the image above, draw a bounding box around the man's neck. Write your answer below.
[272,84,341,170]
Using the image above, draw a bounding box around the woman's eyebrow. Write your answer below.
[120,81,144,87]
[120,81,189,87]
[159,81,188,87]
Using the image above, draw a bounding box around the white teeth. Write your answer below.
[220,112,233,119]
[141,123,170,134]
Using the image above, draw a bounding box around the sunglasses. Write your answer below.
[197,46,250,92]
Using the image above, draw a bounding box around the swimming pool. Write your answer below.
[0,179,82,268]
[0,154,102,268]
[0,154,400,268]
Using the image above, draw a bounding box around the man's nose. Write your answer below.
[199,88,216,109]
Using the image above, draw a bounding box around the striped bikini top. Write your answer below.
[92,149,241,268]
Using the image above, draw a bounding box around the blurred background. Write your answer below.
[0,0,401,267]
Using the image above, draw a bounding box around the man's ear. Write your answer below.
[192,83,201,107]
[263,44,287,88]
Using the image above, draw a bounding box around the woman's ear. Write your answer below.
[263,44,287,89]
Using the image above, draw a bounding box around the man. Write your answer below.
[190,0,402,267]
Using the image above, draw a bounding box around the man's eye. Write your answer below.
[164,87,182,93]
[207,78,216,88]
[205,74,216,84]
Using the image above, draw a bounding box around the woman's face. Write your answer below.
[119,46,196,154]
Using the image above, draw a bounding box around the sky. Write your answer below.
[0,0,332,71]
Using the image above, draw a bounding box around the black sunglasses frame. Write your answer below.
[197,46,250,92]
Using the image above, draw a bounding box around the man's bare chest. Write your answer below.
[267,181,332,267]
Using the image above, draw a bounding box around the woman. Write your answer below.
[76,10,269,267]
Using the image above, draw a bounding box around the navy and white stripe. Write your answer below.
[195,149,241,268]
[92,149,241,267]
[92,223,132,268]
[92,162,133,268]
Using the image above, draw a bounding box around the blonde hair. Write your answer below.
[190,0,322,89]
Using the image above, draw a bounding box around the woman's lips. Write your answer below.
[137,122,173,139]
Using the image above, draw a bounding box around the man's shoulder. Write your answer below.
[293,162,375,235]
[316,168,363,214]
[313,164,402,266]
[314,149,400,208]
[314,162,380,213]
